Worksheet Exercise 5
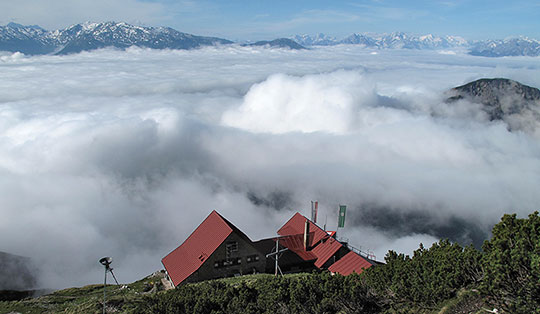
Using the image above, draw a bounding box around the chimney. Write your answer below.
[303,219,310,251]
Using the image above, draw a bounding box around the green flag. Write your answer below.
[338,205,346,228]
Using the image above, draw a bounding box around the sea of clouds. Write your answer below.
[1,45,540,289]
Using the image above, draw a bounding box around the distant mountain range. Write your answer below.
[1,22,540,57]
[292,32,540,57]
[0,22,233,55]
[468,37,540,57]
[292,32,469,50]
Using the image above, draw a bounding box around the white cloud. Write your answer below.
[1,46,540,288]
[222,70,377,134]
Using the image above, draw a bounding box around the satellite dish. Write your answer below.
[99,257,112,267]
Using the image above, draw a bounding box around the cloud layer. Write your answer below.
[1,46,540,288]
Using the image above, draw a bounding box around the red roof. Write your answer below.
[277,212,344,267]
[162,210,233,286]
[277,212,328,247]
[275,234,317,261]
[312,236,343,268]
[328,251,373,276]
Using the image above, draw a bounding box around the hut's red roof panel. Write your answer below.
[277,212,328,246]
[328,251,373,276]
[312,237,343,268]
[276,234,317,261]
[161,210,233,286]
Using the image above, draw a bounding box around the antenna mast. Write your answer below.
[266,237,289,276]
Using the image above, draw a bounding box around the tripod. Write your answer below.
[99,257,120,314]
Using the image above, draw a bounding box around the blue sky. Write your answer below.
[0,0,539,40]
[164,0,540,40]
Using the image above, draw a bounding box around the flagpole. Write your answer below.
[310,200,318,224]
[336,205,339,238]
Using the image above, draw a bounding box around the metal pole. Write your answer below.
[103,267,107,314]
[275,238,279,276]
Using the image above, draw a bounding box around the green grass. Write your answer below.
[0,273,492,314]
[211,272,308,286]
[0,272,304,313]
[0,272,166,314]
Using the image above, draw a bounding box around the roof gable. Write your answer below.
[162,210,233,286]
[277,212,343,266]
[277,212,328,246]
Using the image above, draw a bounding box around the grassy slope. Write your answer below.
[0,271,166,314]
[0,273,287,313]
[0,272,490,314]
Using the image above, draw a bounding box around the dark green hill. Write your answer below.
[0,251,37,291]
[245,38,306,50]
[447,78,540,121]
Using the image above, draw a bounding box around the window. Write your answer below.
[214,257,242,268]
[226,241,238,253]
[246,254,259,263]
